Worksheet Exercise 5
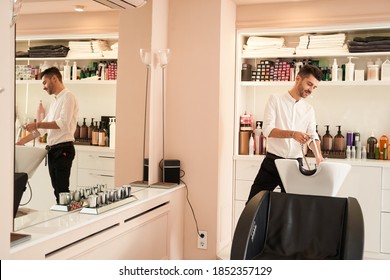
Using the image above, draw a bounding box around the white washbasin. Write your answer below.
[275,159,351,196]
[15,145,47,179]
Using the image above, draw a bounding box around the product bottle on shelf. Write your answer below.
[92,121,99,146]
[249,133,254,155]
[98,121,106,147]
[63,60,71,81]
[74,121,80,140]
[331,58,338,81]
[254,121,262,155]
[88,118,95,140]
[367,133,377,159]
[259,121,267,155]
[109,117,116,149]
[322,125,333,151]
[36,100,45,123]
[380,135,389,160]
[333,125,345,152]
[72,61,78,80]
[80,118,88,140]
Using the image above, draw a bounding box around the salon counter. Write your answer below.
[10,185,185,259]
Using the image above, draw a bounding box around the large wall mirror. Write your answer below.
[13,1,122,231]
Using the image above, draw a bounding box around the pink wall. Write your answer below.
[236,0,390,29]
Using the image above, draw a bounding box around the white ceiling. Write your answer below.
[19,0,311,15]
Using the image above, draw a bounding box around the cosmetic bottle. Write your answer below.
[356,141,362,159]
[331,58,338,81]
[254,121,262,155]
[380,135,389,160]
[367,133,377,159]
[36,100,45,123]
[322,125,333,151]
[92,121,99,146]
[259,121,267,155]
[361,146,367,159]
[63,60,71,81]
[334,125,345,152]
[346,131,353,147]
[353,131,360,147]
[98,121,106,147]
[346,146,351,159]
[72,61,78,80]
[384,143,388,160]
[80,118,88,140]
[88,118,95,140]
[345,57,356,81]
[74,121,80,140]
[375,143,380,159]
[249,133,254,155]
[109,118,116,149]
[351,146,356,159]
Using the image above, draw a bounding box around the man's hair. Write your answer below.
[298,64,323,81]
[41,67,63,83]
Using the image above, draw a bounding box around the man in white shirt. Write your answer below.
[247,65,324,203]
[17,67,79,203]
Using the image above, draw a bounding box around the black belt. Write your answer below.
[45,141,74,151]
[266,152,303,163]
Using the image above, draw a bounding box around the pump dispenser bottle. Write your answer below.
[92,121,99,146]
[322,125,333,151]
[254,121,262,155]
[334,125,345,152]
[367,133,377,159]
[88,118,95,140]
[80,118,88,140]
[345,57,357,81]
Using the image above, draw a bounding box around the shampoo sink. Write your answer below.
[275,159,351,196]
[15,145,47,179]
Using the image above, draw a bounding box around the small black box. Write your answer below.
[163,159,181,184]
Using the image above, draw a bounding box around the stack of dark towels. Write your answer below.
[348,36,390,53]
[27,45,70,57]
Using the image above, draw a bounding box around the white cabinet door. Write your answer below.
[337,165,381,253]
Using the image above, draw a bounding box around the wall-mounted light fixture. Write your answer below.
[74,5,84,12]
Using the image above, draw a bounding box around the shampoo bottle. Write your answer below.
[72,61,78,80]
[92,121,99,146]
[367,133,377,159]
[63,60,71,81]
[254,121,262,155]
[109,117,116,149]
[249,133,254,155]
[334,125,345,152]
[380,135,389,160]
[80,118,88,140]
[88,118,95,140]
[345,57,356,81]
[36,100,45,123]
[331,58,338,81]
[322,125,333,151]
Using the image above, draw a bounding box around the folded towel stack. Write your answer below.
[348,36,390,53]
[243,36,295,56]
[28,45,70,58]
[295,33,348,56]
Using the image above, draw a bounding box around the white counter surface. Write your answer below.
[11,185,185,259]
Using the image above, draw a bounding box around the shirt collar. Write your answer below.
[54,88,67,100]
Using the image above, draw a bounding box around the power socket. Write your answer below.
[197,231,207,250]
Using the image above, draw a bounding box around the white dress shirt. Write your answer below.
[263,91,319,159]
[39,88,79,146]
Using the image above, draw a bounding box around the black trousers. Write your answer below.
[247,153,302,203]
[47,143,75,203]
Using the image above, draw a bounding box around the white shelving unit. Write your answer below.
[233,23,390,259]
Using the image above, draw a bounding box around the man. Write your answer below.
[247,64,324,203]
[17,67,79,203]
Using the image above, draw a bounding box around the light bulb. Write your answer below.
[140,49,151,66]
[158,49,170,67]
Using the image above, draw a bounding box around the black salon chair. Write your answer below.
[231,191,364,260]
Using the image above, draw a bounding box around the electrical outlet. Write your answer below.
[197,231,207,249]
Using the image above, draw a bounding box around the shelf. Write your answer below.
[16,56,118,61]
[16,79,116,85]
[241,80,390,86]
[241,51,390,60]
